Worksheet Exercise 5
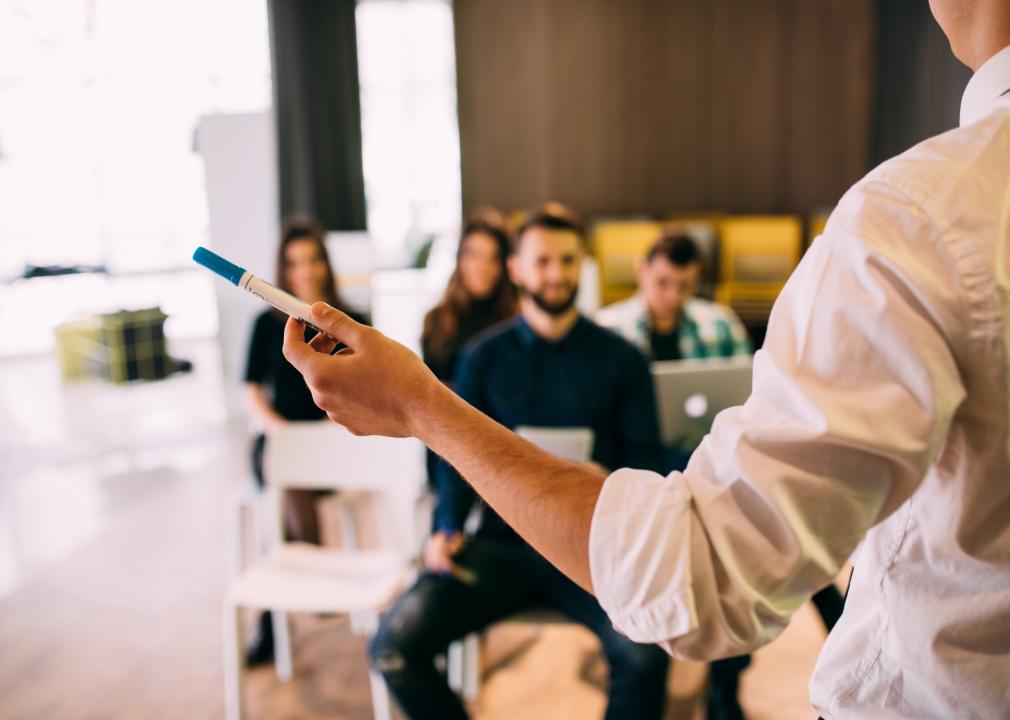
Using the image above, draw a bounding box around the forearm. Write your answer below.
[432,456,475,534]
[415,383,605,591]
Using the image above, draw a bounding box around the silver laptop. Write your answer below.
[515,426,594,462]
[651,357,753,447]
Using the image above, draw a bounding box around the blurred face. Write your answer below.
[638,255,701,321]
[508,226,582,316]
[283,238,330,302]
[458,231,503,300]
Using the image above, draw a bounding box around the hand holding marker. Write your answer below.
[192,247,334,343]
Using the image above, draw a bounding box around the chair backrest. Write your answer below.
[713,215,803,325]
[576,255,601,316]
[264,422,425,492]
[808,211,831,247]
[717,215,802,285]
[263,422,426,553]
[592,219,663,306]
[515,426,594,463]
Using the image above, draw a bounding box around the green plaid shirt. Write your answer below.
[596,294,752,360]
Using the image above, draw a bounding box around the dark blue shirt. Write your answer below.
[434,315,665,540]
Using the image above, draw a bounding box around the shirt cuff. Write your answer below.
[589,467,698,645]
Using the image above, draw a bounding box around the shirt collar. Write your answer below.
[960,44,1010,127]
[636,294,690,333]
[516,314,586,348]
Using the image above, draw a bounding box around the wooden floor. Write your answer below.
[0,342,835,719]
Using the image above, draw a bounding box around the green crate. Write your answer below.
[97,308,171,383]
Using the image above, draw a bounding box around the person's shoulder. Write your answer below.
[595,295,642,326]
[684,297,739,325]
[851,105,1010,222]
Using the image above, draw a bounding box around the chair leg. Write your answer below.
[272,610,293,682]
[447,633,481,700]
[461,633,480,702]
[223,603,244,720]
[350,610,379,637]
[338,497,360,551]
[368,668,394,720]
[447,639,463,693]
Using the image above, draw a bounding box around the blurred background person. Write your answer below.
[596,228,751,363]
[242,216,366,666]
[370,203,670,720]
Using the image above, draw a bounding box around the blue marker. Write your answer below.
[193,247,315,326]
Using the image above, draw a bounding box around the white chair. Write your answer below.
[223,422,426,720]
[447,426,594,702]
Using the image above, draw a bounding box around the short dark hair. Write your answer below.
[646,228,701,268]
[511,202,586,254]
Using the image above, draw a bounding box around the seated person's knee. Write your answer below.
[606,636,670,678]
[369,577,445,670]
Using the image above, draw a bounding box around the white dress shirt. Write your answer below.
[589,44,1010,719]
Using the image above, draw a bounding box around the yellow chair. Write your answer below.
[808,211,831,247]
[714,215,803,325]
[503,208,528,237]
[591,219,663,306]
[665,211,725,228]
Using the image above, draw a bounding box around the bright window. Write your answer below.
[356,0,462,266]
[0,0,272,278]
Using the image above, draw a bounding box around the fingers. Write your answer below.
[423,546,453,573]
[308,331,338,355]
[282,317,316,373]
[309,302,367,349]
[447,533,465,554]
[429,557,456,574]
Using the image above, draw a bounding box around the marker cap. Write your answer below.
[193,246,247,286]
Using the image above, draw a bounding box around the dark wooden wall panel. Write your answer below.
[455,0,875,218]
[631,0,713,212]
[454,0,551,211]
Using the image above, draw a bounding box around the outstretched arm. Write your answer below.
[283,304,605,591]
[284,175,965,659]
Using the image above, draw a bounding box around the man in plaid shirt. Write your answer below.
[596,229,751,362]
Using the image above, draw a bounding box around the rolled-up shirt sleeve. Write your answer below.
[590,179,968,659]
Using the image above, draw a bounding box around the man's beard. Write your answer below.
[523,283,579,316]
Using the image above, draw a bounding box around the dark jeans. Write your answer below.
[370,536,669,720]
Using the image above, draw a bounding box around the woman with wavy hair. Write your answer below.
[422,210,517,385]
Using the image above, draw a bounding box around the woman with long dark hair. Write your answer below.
[422,211,517,384]
[242,216,364,665]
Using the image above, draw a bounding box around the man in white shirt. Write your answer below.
[283,3,1010,717]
